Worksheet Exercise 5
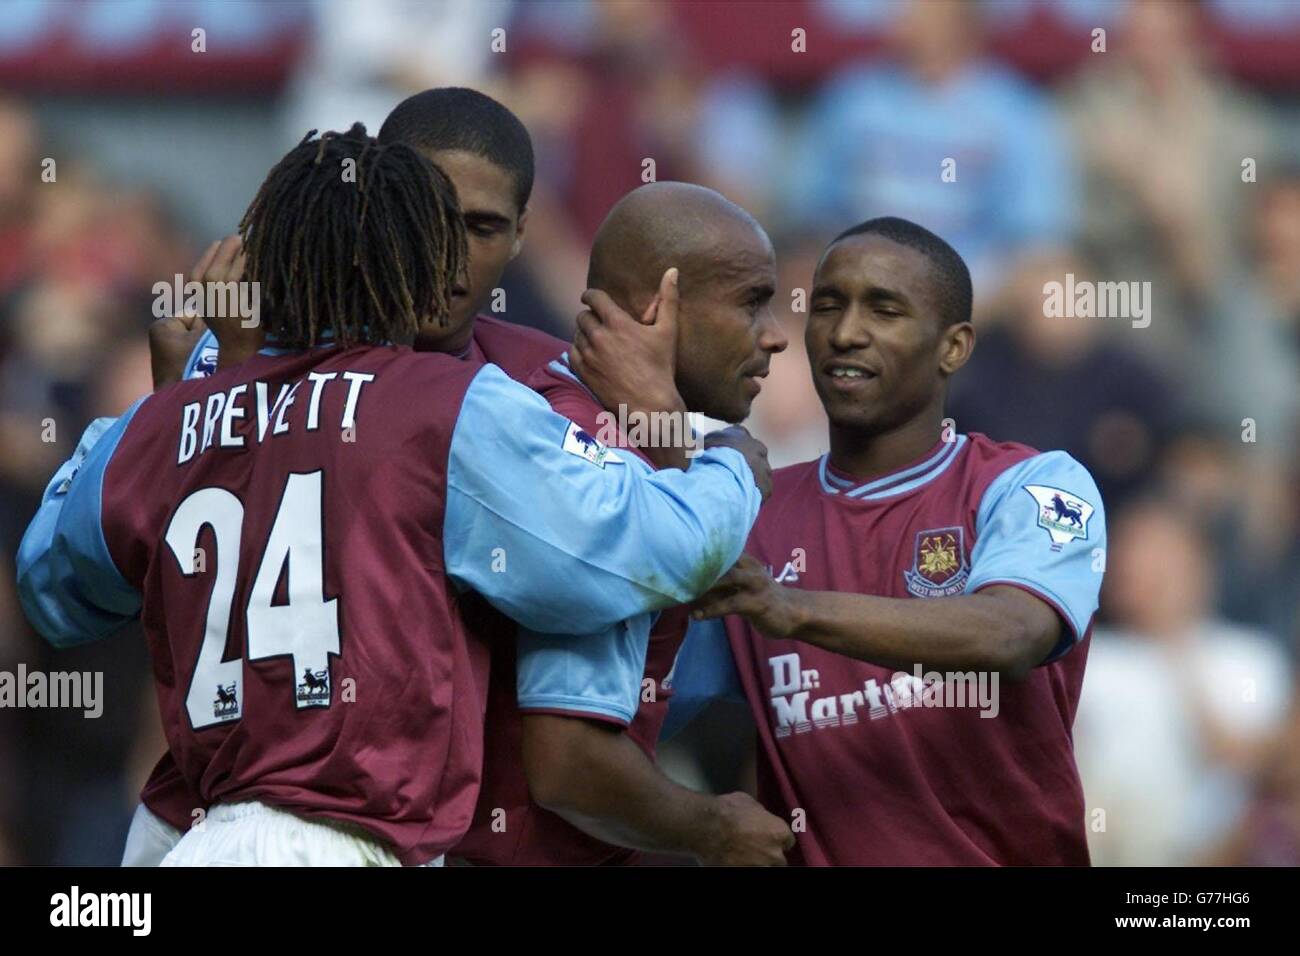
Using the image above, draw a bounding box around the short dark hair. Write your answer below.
[830,217,972,326]
[378,87,534,212]
[240,124,467,349]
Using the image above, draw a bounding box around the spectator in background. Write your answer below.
[1063,0,1275,373]
[1076,497,1292,865]
[0,97,38,297]
[0,95,193,864]
[1193,170,1300,451]
[1210,687,1300,866]
[1157,431,1300,649]
[787,0,1076,304]
[0,551,25,863]
[284,0,513,142]
[947,248,1180,515]
[503,0,785,336]
[1157,170,1300,644]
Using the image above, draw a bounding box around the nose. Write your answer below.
[758,311,789,355]
[828,307,868,351]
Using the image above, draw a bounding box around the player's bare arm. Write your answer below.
[693,553,1061,681]
[522,713,793,865]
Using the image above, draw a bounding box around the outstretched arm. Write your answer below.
[523,714,791,865]
[444,364,767,635]
[693,558,1059,680]
[695,452,1107,680]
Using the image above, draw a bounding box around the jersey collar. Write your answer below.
[818,434,967,501]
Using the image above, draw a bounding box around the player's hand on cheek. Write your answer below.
[149,239,230,390]
[571,267,685,421]
[691,553,802,638]
[196,234,266,370]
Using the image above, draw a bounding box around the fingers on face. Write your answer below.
[581,289,617,323]
[658,267,679,309]
[575,309,599,338]
[212,235,243,278]
[639,294,660,325]
[191,235,243,283]
[191,239,221,280]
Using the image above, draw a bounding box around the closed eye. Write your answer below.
[463,213,512,238]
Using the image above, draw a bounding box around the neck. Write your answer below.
[827,404,946,481]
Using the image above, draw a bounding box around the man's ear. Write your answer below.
[938,321,975,376]
[510,206,529,260]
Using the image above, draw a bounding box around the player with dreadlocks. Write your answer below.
[133,90,574,866]
[134,93,787,869]
[240,122,467,349]
[17,126,771,865]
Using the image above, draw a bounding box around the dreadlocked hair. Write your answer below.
[238,123,467,350]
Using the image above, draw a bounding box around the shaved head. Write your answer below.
[585,181,786,423]
[587,182,770,308]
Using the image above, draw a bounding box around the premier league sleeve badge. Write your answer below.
[1023,485,1094,550]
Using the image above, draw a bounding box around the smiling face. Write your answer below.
[807,233,972,437]
[413,148,526,354]
[674,218,787,423]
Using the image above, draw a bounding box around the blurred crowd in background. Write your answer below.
[1,0,1298,866]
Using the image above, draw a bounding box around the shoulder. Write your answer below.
[968,436,1098,496]
[526,360,656,468]
[530,363,604,433]
[472,315,567,379]
[962,433,1042,479]
[969,440,1104,541]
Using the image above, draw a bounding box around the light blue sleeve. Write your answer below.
[444,364,761,635]
[966,451,1106,663]
[659,617,745,741]
[516,613,653,726]
[16,401,146,647]
[182,329,219,379]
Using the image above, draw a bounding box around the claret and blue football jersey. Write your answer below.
[17,337,762,864]
[667,433,1106,865]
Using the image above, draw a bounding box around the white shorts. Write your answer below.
[159,801,436,867]
[121,803,184,866]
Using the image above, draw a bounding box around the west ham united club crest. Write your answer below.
[903,527,970,598]
[1023,484,1094,551]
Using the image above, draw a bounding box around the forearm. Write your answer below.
[522,714,722,860]
[781,587,1056,679]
